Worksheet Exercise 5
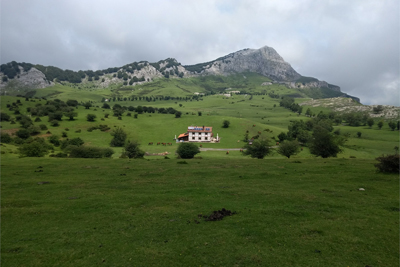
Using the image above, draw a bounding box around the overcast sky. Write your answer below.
[1,0,399,105]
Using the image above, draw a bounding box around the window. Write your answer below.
[192,137,195,140]
[205,137,208,140]
[199,137,201,140]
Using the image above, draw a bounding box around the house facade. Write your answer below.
[177,126,219,143]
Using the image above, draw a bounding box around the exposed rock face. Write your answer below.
[0,67,51,89]
[192,46,301,81]
[0,45,342,95]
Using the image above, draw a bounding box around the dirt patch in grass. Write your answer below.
[1,128,19,136]
[200,208,237,221]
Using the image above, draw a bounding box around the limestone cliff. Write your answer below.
[185,46,301,81]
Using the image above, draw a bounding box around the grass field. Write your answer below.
[1,81,399,266]
[1,157,398,267]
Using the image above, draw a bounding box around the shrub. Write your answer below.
[1,112,11,121]
[16,129,30,139]
[50,120,60,127]
[375,154,399,173]
[1,132,12,143]
[39,124,48,130]
[18,140,50,157]
[110,127,127,147]
[176,142,200,159]
[122,141,145,159]
[48,135,61,147]
[87,114,97,122]
[68,146,114,158]
[222,120,230,128]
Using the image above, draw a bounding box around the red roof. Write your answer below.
[178,133,188,138]
[187,126,212,133]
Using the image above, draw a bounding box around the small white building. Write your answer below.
[177,126,219,142]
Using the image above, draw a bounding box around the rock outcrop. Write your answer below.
[186,46,301,81]
[0,67,51,89]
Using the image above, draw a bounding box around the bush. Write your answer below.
[39,124,48,130]
[18,140,50,157]
[110,127,127,147]
[87,114,97,122]
[16,129,30,139]
[48,135,61,147]
[1,132,12,143]
[222,120,230,128]
[122,141,145,159]
[375,154,399,173]
[176,142,200,159]
[68,146,114,158]
[1,112,11,121]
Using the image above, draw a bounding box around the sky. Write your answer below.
[1,0,399,105]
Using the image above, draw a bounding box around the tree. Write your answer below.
[176,142,200,159]
[377,121,384,130]
[242,138,271,159]
[64,111,78,121]
[277,140,300,158]
[18,140,51,157]
[122,141,145,159]
[86,114,96,122]
[309,126,344,158]
[84,102,92,109]
[367,118,374,128]
[16,128,30,139]
[175,111,182,118]
[110,127,127,147]
[222,120,230,128]
[277,132,287,142]
[388,121,396,131]
[198,111,202,116]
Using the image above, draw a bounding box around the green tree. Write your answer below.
[122,141,145,159]
[309,126,344,158]
[222,120,230,128]
[18,140,51,157]
[64,111,78,121]
[110,127,127,147]
[86,114,96,122]
[377,120,384,130]
[84,102,92,109]
[388,121,396,131]
[367,118,374,128]
[242,138,271,159]
[176,142,200,159]
[277,140,300,158]
[16,128,30,139]
[175,111,182,118]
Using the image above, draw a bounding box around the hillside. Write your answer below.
[0,46,358,102]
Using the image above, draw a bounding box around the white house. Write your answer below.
[177,126,219,142]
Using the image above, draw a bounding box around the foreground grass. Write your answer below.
[1,157,398,266]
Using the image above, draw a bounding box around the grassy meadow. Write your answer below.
[1,78,399,266]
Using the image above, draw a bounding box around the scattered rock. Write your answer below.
[37,181,49,185]
[359,188,365,191]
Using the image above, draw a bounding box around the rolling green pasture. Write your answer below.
[1,157,398,266]
[1,83,399,266]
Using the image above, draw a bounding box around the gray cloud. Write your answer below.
[1,0,398,105]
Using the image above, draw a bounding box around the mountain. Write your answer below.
[184,46,301,81]
[0,45,357,101]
